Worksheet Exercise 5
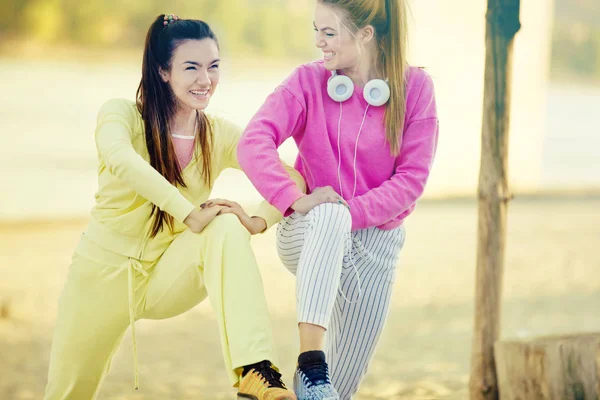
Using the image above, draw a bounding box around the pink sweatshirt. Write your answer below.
[238,60,439,231]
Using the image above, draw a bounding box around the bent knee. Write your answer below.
[203,214,249,238]
[308,203,351,233]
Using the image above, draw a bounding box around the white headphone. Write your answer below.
[327,70,390,106]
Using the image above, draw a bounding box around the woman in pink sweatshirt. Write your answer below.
[236,1,438,398]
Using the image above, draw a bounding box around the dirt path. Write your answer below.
[1,197,599,399]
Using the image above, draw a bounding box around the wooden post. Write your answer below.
[469,2,521,400]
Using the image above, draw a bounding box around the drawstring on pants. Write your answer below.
[128,258,149,390]
[338,232,363,304]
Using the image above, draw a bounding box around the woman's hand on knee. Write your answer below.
[203,199,267,235]
[291,186,349,215]
[183,205,227,234]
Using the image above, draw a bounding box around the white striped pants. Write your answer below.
[276,203,406,399]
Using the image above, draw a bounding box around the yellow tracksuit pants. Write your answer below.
[44,214,278,399]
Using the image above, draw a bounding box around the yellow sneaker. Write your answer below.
[237,360,297,400]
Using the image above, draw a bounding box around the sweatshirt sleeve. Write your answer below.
[95,99,196,223]
[218,114,307,231]
[237,77,308,216]
[347,74,439,230]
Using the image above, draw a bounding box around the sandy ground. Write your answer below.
[1,196,600,399]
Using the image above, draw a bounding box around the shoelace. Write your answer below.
[301,362,330,388]
[254,362,286,388]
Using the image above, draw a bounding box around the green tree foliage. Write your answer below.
[1,0,315,58]
[552,0,600,81]
[3,0,599,81]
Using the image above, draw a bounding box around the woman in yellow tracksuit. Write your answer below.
[43,14,305,400]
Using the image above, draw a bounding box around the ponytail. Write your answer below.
[380,0,408,156]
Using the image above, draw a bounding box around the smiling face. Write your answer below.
[313,2,362,72]
[160,38,220,112]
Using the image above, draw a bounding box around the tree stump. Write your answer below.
[495,333,600,400]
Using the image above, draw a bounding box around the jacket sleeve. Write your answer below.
[219,114,307,230]
[95,99,196,223]
[237,82,308,217]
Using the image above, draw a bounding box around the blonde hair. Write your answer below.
[320,0,408,156]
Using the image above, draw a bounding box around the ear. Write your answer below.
[359,25,375,43]
[159,67,170,83]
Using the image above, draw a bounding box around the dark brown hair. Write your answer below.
[136,15,218,237]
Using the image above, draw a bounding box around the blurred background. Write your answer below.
[1,0,599,399]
